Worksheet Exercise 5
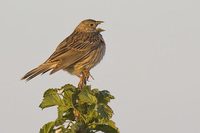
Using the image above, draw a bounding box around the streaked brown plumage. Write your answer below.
[21,19,106,88]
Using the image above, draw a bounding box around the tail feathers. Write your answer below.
[21,63,56,81]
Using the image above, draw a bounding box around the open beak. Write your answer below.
[96,21,104,25]
[96,21,105,32]
[97,28,105,32]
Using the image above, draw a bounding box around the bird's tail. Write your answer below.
[21,63,56,81]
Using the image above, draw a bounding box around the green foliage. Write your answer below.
[39,84,119,133]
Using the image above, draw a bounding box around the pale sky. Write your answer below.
[0,0,200,133]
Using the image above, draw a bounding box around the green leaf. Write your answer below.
[57,84,77,123]
[61,84,76,90]
[56,105,73,126]
[58,106,71,118]
[39,84,119,133]
[63,87,75,107]
[97,103,113,120]
[93,89,115,104]
[39,89,64,109]
[106,120,118,131]
[63,108,76,121]
[78,86,97,105]
[40,121,55,133]
[84,104,98,123]
[65,122,80,133]
[92,124,119,133]
[89,120,119,133]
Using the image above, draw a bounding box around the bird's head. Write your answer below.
[75,19,105,33]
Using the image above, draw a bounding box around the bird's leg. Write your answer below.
[83,69,95,81]
[78,69,90,89]
[78,75,85,89]
[89,73,94,80]
[83,69,90,81]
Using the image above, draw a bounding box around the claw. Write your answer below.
[78,69,95,89]
[89,73,94,80]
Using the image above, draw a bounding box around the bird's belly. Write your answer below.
[65,47,105,76]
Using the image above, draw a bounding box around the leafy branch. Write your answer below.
[39,84,119,133]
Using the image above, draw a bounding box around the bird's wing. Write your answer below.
[45,32,98,74]
[46,31,96,61]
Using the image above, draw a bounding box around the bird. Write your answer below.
[21,19,106,88]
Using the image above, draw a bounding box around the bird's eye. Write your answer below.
[90,23,94,27]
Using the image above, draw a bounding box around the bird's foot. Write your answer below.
[78,73,86,89]
[83,70,94,81]
[78,69,93,89]
[78,78,86,89]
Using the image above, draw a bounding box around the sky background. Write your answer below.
[0,0,200,133]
